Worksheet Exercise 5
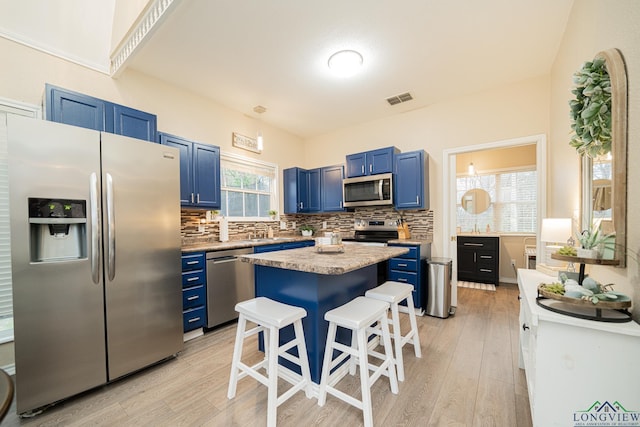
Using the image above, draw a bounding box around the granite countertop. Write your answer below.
[182,236,314,253]
[239,245,409,275]
[387,236,432,245]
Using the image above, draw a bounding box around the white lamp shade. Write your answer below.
[540,218,572,244]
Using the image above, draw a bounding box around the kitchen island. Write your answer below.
[240,245,409,383]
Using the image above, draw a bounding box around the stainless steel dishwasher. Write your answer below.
[206,248,254,328]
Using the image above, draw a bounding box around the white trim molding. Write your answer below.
[442,134,547,306]
[110,0,182,77]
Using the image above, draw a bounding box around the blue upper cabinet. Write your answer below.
[307,168,321,212]
[45,84,157,142]
[193,143,221,208]
[283,167,321,214]
[345,146,399,177]
[159,132,220,209]
[394,150,430,210]
[321,165,345,212]
[46,84,105,131]
[112,104,157,142]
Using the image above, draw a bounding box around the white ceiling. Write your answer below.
[126,0,574,138]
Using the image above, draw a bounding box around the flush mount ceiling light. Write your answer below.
[327,50,363,77]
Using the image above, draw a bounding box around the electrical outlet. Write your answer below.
[510,258,517,267]
[280,221,287,230]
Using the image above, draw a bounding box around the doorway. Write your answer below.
[442,134,547,307]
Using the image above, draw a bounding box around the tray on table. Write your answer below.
[536,284,631,323]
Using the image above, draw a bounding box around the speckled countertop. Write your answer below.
[181,236,314,253]
[239,245,409,275]
[181,235,432,253]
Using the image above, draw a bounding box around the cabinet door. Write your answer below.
[346,152,367,177]
[193,143,221,209]
[112,104,157,142]
[306,168,321,212]
[283,167,299,214]
[321,165,344,211]
[368,147,395,175]
[160,133,193,205]
[394,150,428,209]
[46,85,105,131]
[456,245,476,280]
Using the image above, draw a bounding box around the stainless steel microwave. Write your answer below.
[342,173,393,207]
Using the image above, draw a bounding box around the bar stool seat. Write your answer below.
[365,281,422,381]
[228,297,312,427]
[318,296,398,427]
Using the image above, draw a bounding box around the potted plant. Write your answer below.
[268,210,277,220]
[300,225,314,237]
[576,223,615,258]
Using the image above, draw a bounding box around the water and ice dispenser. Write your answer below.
[29,198,87,262]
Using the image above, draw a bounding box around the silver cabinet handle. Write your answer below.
[416,195,419,204]
[106,173,116,281]
[186,260,199,265]
[398,263,408,267]
[196,193,200,204]
[464,243,483,247]
[480,255,492,259]
[90,172,100,284]
[474,253,476,263]
[191,193,195,203]
[397,278,408,282]
[188,317,201,323]
[187,296,199,301]
[479,269,493,273]
[369,164,372,173]
[186,277,199,282]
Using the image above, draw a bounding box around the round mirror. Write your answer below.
[461,188,491,214]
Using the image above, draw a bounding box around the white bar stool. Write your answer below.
[227,297,312,427]
[318,296,398,427]
[365,281,422,382]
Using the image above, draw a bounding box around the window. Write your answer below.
[220,153,278,220]
[0,98,41,345]
[457,167,537,233]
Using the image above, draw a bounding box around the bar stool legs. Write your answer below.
[227,297,312,427]
[365,281,422,382]
[318,296,398,427]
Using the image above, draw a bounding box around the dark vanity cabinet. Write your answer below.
[457,236,499,285]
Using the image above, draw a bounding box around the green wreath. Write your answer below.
[568,57,612,157]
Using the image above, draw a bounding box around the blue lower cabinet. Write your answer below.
[253,240,313,253]
[388,243,429,311]
[183,306,206,331]
[182,252,206,332]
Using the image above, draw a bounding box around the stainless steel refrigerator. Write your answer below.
[7,115,183,415]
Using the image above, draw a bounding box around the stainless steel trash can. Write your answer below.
[426,258,453,318]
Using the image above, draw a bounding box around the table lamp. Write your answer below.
[540,218,572,267]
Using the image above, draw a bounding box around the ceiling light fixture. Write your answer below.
[327,50,363,77]
[468,162,475,176]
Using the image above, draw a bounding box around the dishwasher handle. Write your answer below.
[210,256,237,264]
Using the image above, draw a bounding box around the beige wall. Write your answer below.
[0,37,305,215]
[304,75,551,258]
[549,0,639,319]
[456,144,536,175]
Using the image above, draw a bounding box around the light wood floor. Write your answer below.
[3,283,532,427]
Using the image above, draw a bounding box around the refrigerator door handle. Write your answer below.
[90,172,100,284]
[106,173,116,281]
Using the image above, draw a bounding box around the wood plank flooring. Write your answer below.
[3,283,532,427]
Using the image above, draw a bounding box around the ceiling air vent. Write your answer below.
[386,92,413,106]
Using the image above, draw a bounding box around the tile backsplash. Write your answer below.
[181,207,433,246]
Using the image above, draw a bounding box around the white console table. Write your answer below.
[518,269,640,426]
